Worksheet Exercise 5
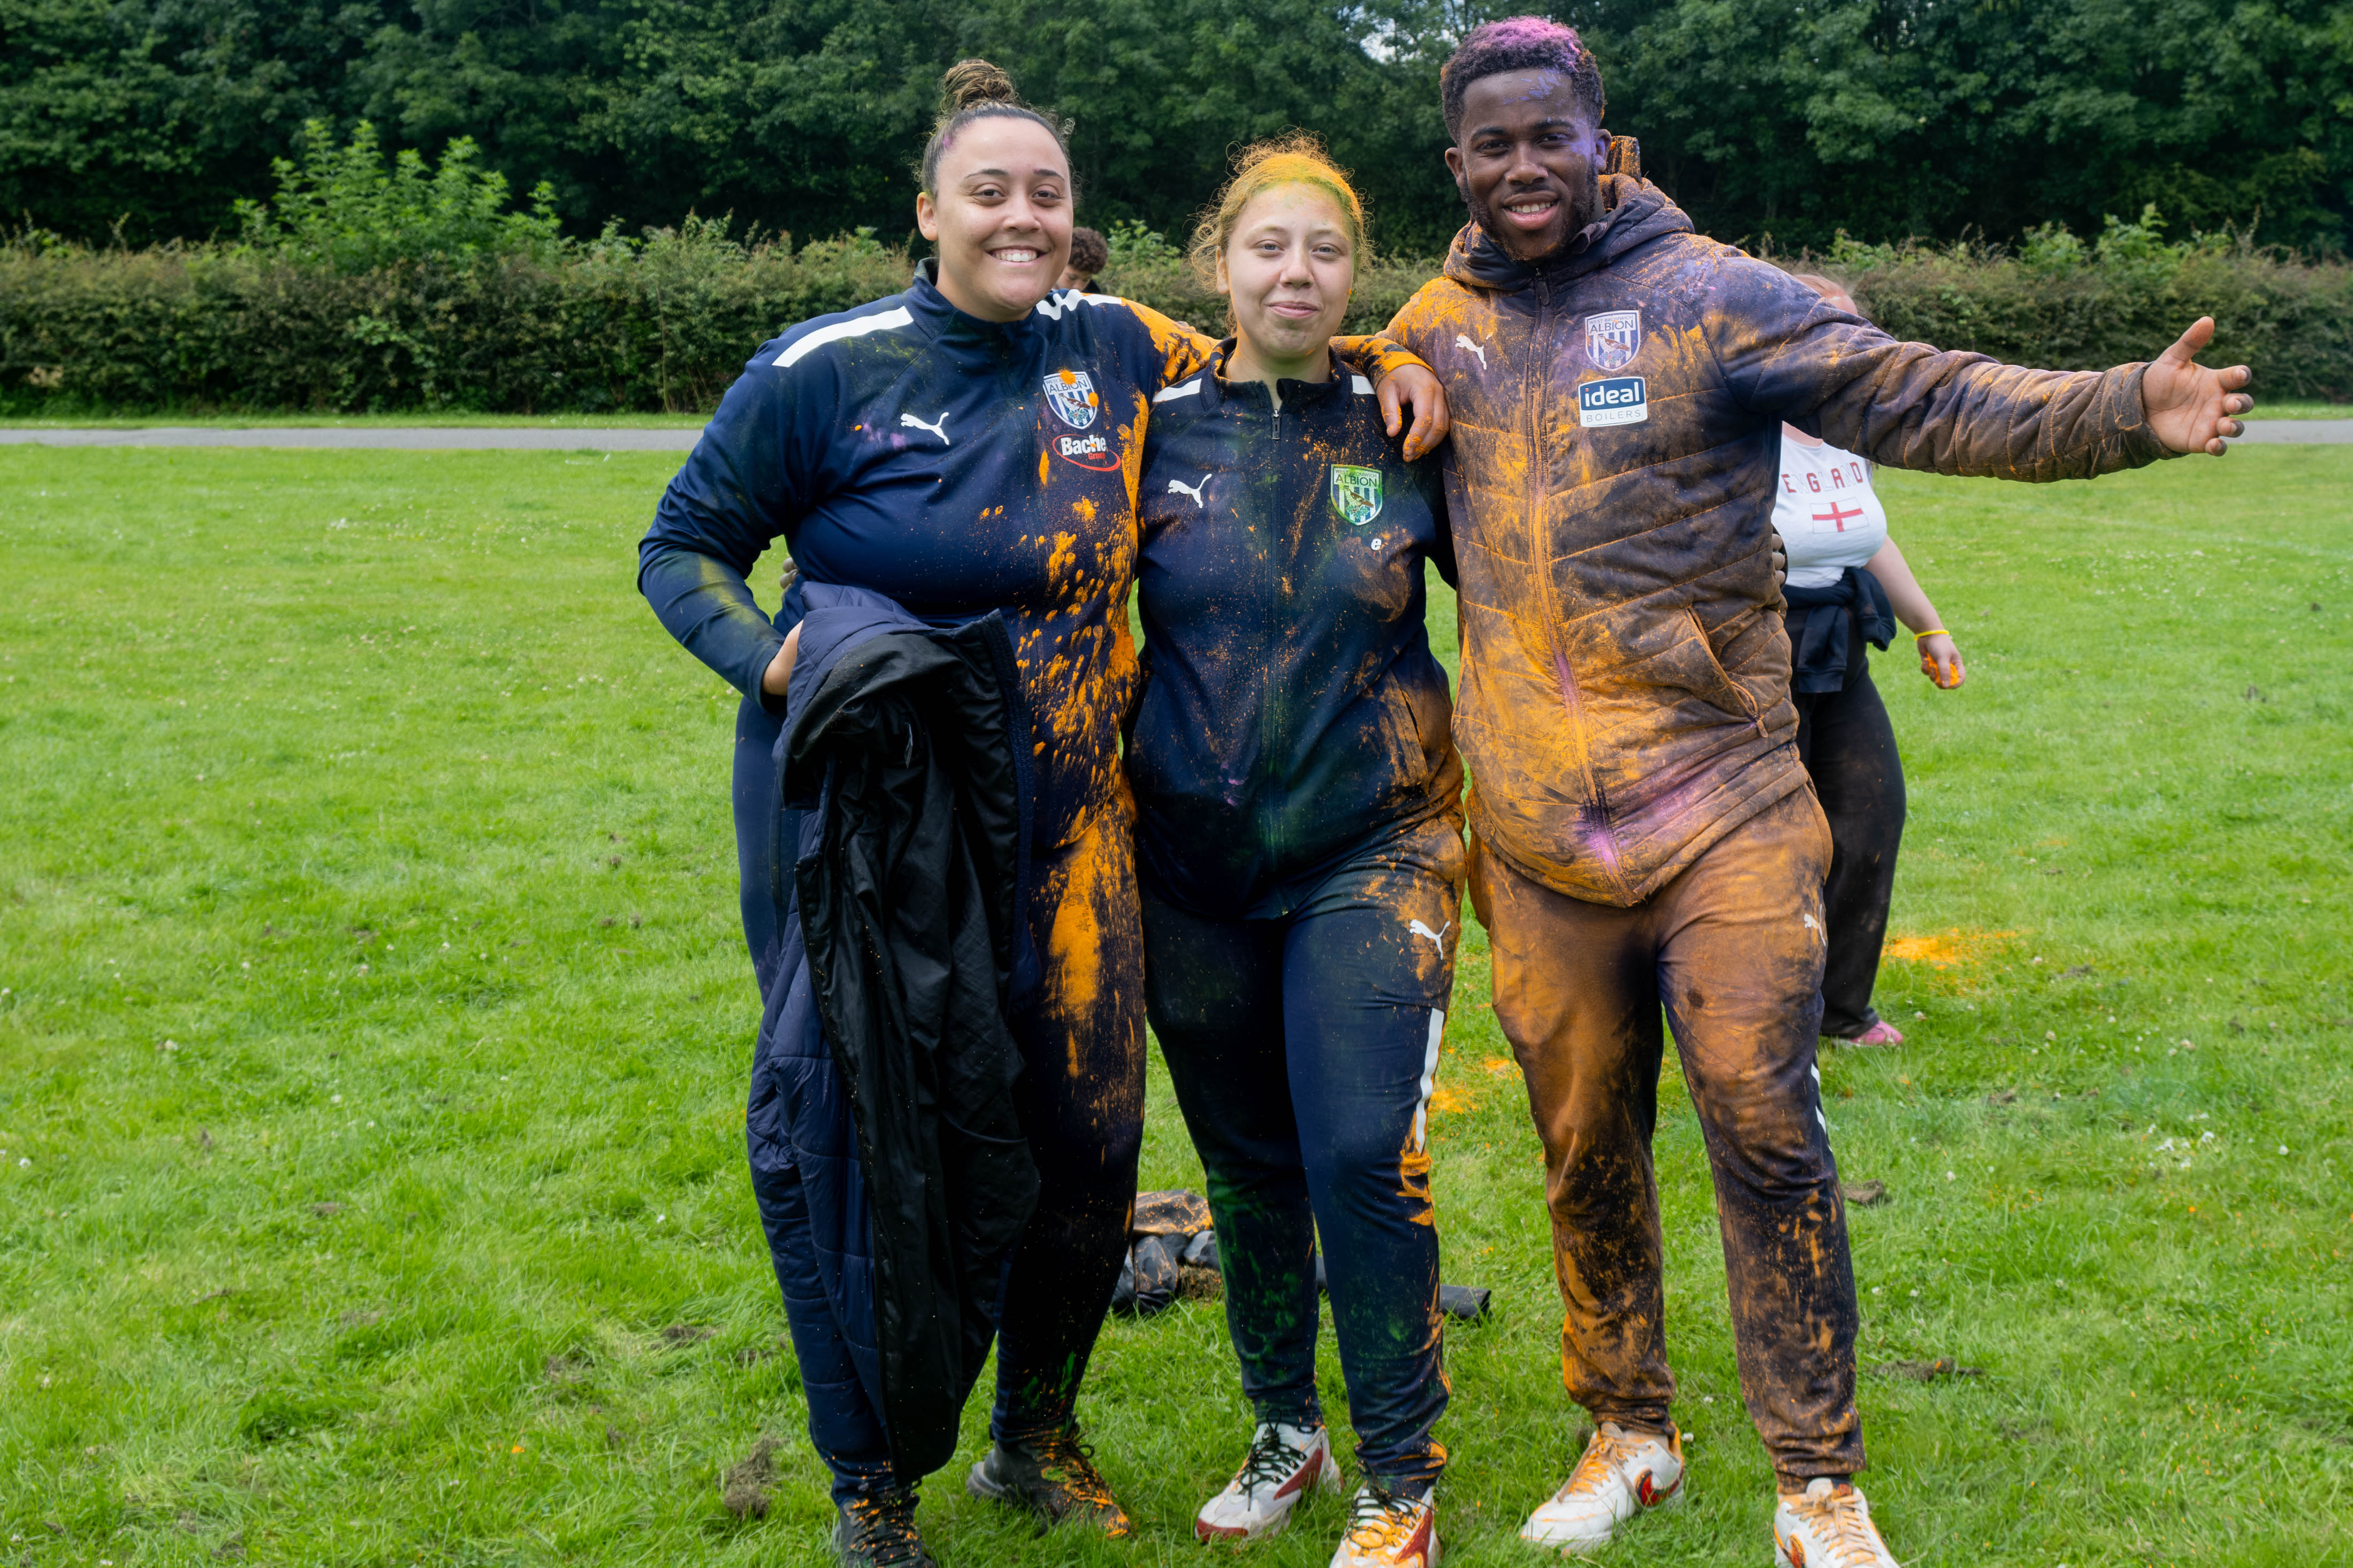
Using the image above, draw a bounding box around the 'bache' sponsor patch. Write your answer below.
[1578,376,1648,427]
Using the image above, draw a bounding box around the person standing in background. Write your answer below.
[1059,225,1108,290]
[1777,272,1967,1049]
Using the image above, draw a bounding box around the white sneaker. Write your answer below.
[1194,1421,1340,1542]
[1519,1421,1686,1549]
[1330,1482,1438,1568]
[1772,1478,1898,1568]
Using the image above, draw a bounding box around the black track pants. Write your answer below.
[1143,820,1462,1494]
[1792,666,1905,1039]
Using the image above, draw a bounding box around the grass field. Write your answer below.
[0,400,2343,430]
[2,444,2349,1567]
[0,415,712,431]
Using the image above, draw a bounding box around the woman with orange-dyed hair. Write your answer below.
[1125,136,1461,1568]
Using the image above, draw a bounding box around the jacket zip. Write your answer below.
[1525,276,1630,897]
[1261,398,1287,872]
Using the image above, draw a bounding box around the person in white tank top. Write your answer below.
[1777,273,1966,1047]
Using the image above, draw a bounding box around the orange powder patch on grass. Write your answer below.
[1884,928,2017,968]
[1429,1085,1473,1116]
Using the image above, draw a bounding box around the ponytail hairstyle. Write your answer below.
[1186,132,1370,304]
[918,59,1076,195]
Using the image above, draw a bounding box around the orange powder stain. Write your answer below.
[1045,823,1122,1068]
[1046,531,1078,581]
[1482,1056,1518,1077]
[1884,928,2016,967]
[1429,1084,1472,1116]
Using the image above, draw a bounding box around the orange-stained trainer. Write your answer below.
[1519,1422,1685,1549]
[1330,1482,1438,1568]
[1773,1478,1899,1568]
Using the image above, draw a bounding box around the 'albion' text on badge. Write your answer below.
[1585,310,1641,371]
[1329,464,1384,525]
[1577,376,1648,427]
[1044,369,1100,429]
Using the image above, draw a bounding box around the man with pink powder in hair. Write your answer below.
[1384,16,2252,1565]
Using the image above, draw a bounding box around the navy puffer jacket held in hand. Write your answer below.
[1126,351,1461,917]
[772,585,1040,1481]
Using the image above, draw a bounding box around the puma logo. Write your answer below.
[1454,334,1488,368]
[898,411,950,444]
[1410,919,1452,955]
[1166,475,1209,507]
[1802,913,1823,932]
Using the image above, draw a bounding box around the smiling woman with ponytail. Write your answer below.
[637,60,1446,1567]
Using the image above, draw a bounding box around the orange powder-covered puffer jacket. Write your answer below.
[1391,177,2171,906]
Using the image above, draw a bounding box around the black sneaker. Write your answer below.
[965,1425,1133,1536]
[833,1487,934,1567]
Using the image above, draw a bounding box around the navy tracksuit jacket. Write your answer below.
[640,264,1225,1495]
[1125,353,1465,1491]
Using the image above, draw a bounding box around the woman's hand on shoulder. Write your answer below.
[1916,632,1964,689]
[1379,364,1450,461]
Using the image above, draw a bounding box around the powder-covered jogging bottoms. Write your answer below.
[1471,787,1864,1485]
[1142,817,1463,1495]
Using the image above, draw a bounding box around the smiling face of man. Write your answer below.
[1443,68,1610,265]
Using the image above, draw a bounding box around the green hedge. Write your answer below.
[1826,231,2353,402]
[4,226,2345,415]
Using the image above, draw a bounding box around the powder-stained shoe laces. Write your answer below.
[1772,1478,1898,1568]
[1332,1481,1438,1568]
[1520,1421,1684,1548]
[966,1425,1133,1536]
[834,1487,933,1568]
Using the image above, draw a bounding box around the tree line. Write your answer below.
[4,0,2347,258]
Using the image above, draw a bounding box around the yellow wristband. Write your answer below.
[1913,629,1947,641]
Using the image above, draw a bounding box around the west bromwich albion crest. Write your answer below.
[1329,465,1383,526]
[1585,310,1642,372]
[1044,369,1100,429]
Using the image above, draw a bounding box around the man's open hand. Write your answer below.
[2145,317,2254,456]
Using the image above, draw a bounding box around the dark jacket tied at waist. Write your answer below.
[1781,568,1896,693]
[781,583,1041,1477]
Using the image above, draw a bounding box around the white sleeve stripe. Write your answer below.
[1152,378,1205,404]
[773,307,915,368]
[1351,374,1375,394]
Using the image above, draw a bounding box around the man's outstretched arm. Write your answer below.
[1723,266,2255,480]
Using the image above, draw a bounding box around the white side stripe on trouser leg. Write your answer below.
[1411,1010,1445,1152]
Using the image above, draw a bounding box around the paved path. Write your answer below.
[0,426,703,450]
[2232,419,2353,444]
[3,420,2348,449]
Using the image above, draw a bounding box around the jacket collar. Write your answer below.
[1204,341,1350,413]
[907,260,1046,356]
[1441,175,1693,296]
